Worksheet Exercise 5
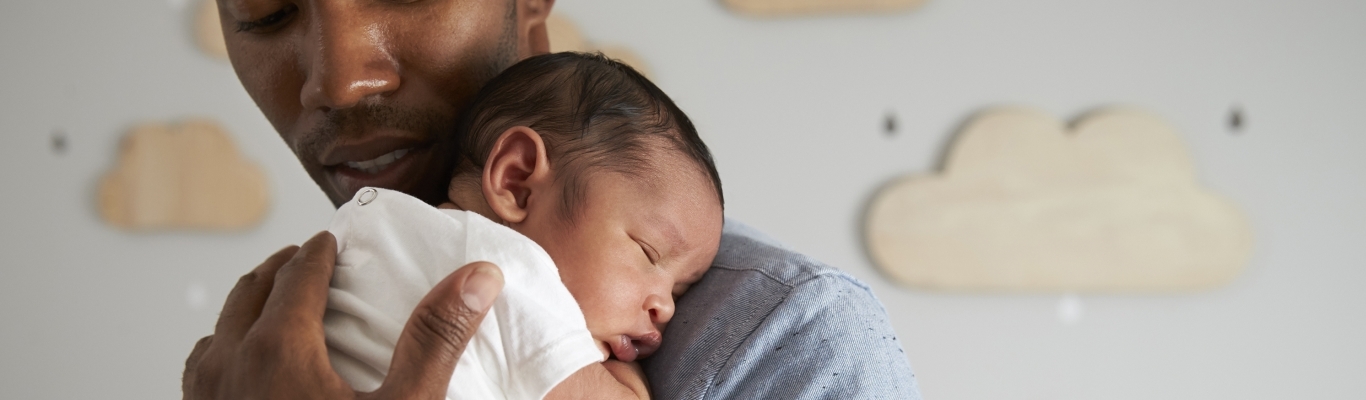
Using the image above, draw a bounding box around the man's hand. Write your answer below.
[182,231,504,400]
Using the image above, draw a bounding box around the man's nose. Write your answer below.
[299,5,400,111]
[646,293,676,331]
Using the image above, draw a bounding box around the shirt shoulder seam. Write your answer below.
[709,261,871,294]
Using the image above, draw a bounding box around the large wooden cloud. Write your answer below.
[99,119,270,231]
[865,107,1252,292]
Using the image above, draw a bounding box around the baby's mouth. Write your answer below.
[608,336,639,362]
[607,333,663,362]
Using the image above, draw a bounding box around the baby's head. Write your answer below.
[443,52,724,362]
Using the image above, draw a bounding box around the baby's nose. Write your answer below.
[646,293,675,329]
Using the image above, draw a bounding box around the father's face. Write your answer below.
[218,0,551,206]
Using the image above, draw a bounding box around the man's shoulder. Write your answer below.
[644,219,920,400]
[711,222,868,293]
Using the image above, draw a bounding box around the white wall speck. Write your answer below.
[185,281,208,311]
[1057,293,1083,325]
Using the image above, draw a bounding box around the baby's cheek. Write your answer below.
[574,289,620,331]
[588,286,638,330]
[562,267,649,334]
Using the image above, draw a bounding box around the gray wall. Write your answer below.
[2,0,1363,398]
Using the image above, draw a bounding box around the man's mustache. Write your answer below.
[295,103,451,159]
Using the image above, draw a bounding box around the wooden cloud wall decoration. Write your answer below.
[864,107,1252,292]
[98,119,270,231]
[546,13,651,77]
[195,0,228,60]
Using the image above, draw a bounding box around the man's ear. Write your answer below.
[517,0,555,55]
[482,126,553,225]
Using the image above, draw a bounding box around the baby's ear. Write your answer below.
[482,126,553,224]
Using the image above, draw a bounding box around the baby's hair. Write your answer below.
[452,52,723,222]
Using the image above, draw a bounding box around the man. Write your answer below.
[182,1,921,398]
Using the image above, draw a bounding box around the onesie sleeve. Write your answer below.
[454,211,605,400]
[325,188,603,400]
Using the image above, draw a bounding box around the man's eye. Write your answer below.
[235,4,298,33]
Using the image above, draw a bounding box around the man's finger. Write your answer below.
[255,231,337,334]
[214,245,299,342]
[182,335,213,400]
[371,261,503,400]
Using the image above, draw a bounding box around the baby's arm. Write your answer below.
[544,360,650,400]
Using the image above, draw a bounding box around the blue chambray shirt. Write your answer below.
[642,218,922,399]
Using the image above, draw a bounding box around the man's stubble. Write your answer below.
[293,1,523,193]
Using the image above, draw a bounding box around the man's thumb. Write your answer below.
[372,261,503,399]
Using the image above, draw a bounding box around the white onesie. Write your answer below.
[324,187,604,400]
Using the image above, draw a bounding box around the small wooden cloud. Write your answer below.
[864,107,1252,292]
[723,0,928,16]
[546,13,651,77]
[195,0,228,60]
[99,119,270,231]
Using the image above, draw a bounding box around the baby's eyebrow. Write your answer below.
[659,221,686,253]
[641,215,685,254]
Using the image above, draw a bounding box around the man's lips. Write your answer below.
[314,133,437,197]
[319,135,430,167]
[342,148,411,174]
[326,145,430,198]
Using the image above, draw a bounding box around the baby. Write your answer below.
[323,52,725,400]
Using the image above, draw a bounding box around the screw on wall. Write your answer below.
[884,111,898,137]
[51,130,67,155]
[1228,105,1244,134]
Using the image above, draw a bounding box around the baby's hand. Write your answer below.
[544,360,650,400]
